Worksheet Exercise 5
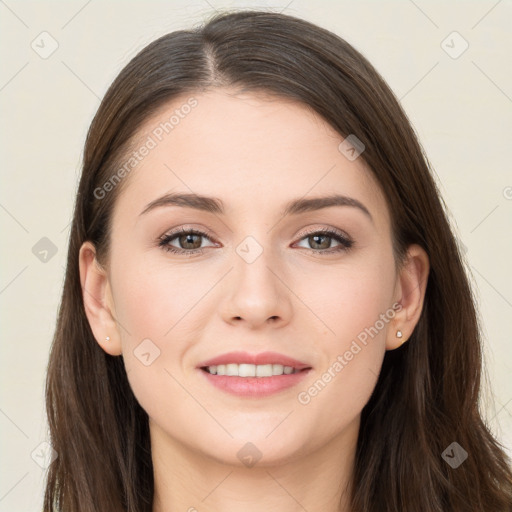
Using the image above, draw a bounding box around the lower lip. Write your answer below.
[198,368,312,397]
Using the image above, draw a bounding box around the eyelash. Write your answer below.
[158,226,354,257]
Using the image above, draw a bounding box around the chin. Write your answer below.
[199,431,308,468]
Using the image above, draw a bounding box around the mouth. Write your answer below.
[200,363,311,377]
[196,351,313,397]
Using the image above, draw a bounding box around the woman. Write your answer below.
[44,9,512,512]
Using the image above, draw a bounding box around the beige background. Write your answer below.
[1,0,511,510]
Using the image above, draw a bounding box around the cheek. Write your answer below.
[110,252,212,426]
[295,287,388,449]
[111,249,211,345]
[294,345,383,456]
[292,253,393,438]
[296,249,396,347]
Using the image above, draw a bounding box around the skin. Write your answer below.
[79,88,430,512]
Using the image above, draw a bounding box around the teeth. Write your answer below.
[205,363,300,377]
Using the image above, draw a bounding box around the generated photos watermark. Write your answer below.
[93,96,198,200]
[297,302,402,405]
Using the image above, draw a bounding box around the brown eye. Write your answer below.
[307,233,333,250]
[158,227,216,255]
[295,228,354,255]
[175,233,203,250]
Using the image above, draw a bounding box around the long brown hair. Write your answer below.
[44,9,512,511]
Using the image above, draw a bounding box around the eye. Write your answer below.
[158,226,354,257]
[294,227,354,255]
[158,227,216,256]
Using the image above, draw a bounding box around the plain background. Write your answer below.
[1,0,511,510]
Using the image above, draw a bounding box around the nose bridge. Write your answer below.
[221,231,291,325]
[235,232,279,299]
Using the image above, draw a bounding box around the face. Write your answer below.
[88,88,404,467]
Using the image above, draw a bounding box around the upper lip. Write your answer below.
[197,351,312,370]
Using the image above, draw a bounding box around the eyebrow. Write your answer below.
[139,192,373,223]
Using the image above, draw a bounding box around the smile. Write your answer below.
[202,363,304,377]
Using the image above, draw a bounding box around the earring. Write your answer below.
[396,330,408,345]
[105,336,110,341]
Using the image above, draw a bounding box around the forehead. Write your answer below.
[113,88,389,229]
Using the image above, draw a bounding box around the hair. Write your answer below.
[44,8,512,512]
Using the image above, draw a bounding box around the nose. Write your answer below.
[218,246,293,329]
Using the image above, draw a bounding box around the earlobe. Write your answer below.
[78,241,123,356]
[386,244,430,351]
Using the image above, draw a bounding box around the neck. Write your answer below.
[151,416,359,512]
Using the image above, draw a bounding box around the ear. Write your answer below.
[78,241,122,356]
[386,243,430,351]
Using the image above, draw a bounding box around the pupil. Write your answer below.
[312,235,329,249]
[182,234,200,249]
